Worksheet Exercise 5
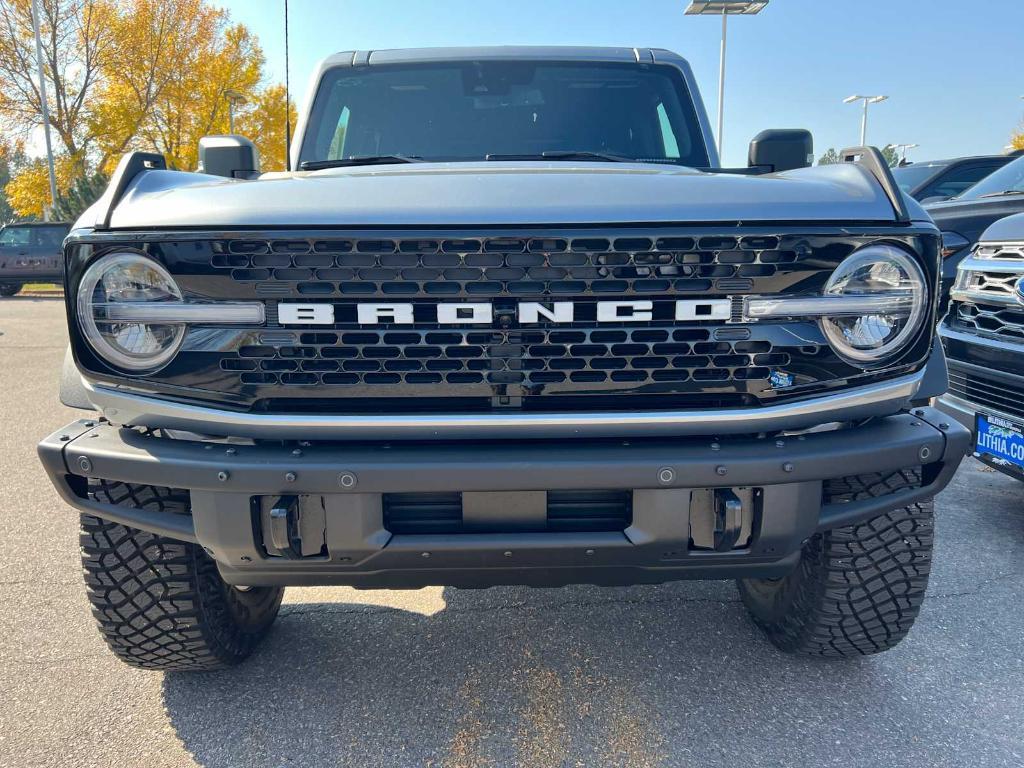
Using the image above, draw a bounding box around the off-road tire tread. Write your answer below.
[739,468,932,657]
[80,482,282,671]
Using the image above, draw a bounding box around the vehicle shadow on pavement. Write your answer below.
[161,580,888,768]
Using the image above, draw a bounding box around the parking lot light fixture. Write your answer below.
[224,89,248,134]
[892,143,918,164]
[844,94,888,146]
[685,1,769,160]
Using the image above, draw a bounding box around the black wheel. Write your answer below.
[0,283,21,297]
[80,482,283,671]
[738,469,933,657]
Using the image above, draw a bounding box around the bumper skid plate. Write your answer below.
[38,407,969,588]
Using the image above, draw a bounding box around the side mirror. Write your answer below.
[748,129,813,173]
[197,135,260,179]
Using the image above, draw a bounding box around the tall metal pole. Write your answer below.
[30,0,58,220]
[860,99,868,146]
[228,102,235,134]
[716,10,727,157]
[284,0,291,171]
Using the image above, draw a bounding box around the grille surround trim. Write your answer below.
[79,370,924,440]
[65,226,938,415]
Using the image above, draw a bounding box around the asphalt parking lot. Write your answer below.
[1,298,1023,768]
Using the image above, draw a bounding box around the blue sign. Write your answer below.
[976,413,1024,470]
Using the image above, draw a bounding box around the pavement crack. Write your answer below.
[928,570,1024,600]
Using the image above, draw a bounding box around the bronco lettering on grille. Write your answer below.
[278,299,734,326]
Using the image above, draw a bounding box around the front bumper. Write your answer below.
[39,407,969,588]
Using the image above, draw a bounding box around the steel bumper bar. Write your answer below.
[82,371,926,441]
[39,407,969,587]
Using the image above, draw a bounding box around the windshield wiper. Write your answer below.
[977,190,1024,199]
[485,150,637,163]
[299,155,422,170]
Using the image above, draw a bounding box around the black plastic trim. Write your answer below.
[841,146,911,223]
[94,152,167,230]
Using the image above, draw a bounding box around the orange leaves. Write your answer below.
[1,0,293,218]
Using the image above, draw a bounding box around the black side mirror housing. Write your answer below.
[197,135,260,179]
[748,129,813,173]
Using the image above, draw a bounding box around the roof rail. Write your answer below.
[840,146,910,223]
[94,152,167,230]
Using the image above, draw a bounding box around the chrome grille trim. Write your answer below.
[973,242,1024,261]
[81,370,923,440]
[951,250,1024,306]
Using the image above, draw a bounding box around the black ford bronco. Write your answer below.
[39,47,968,670]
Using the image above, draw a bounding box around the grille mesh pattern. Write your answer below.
[219,327,793,389]
[212,235,798,298]
[956,302,1024,341]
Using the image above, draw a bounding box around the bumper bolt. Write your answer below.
[919,445,932,461]
[83,421,95,428]
[217,470,229,482]
[59,435,69,442]
[658,467,675,485]
[939,423,950,430]
[225,447,236,456]
[421,552,431,558]
[711,442,721,451]
[715,465,728,476]
[292,448,303,457]
[284,472,297,483]
[338,472,357,488]
[239,555,252,562]
[503,551,513,558]
[585,549,595,556]
[77,456,92,473]
[782,462,794,473]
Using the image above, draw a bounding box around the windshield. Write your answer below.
[890,163,945,193]
[300,61,710,168]
[956,155,1024,200]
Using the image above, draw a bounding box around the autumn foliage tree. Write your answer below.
[0,0,294,219]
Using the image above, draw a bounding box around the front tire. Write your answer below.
[738,469,933,657]
[80,487,283,671]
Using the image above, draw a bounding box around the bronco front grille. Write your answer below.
[67,227,935,414]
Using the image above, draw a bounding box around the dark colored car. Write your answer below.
[924,154,1024,311]
[892,155,1016,203]
[0,221,70,296]
[937,212,1024,480]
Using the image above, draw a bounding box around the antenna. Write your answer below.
[284,0,291,171]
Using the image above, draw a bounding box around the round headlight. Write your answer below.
[76,253,185,372]
[820,245,927,365]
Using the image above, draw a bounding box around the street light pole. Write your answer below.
[717,10,727,156]
[29,0,57,221]
[684,2,769,161]
[843,94,888,146]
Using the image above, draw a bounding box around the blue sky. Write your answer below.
[218,0,1024,167]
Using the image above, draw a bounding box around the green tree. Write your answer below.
[817,147,840,165]
[53,169,108,221]
[880,145,899,167]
